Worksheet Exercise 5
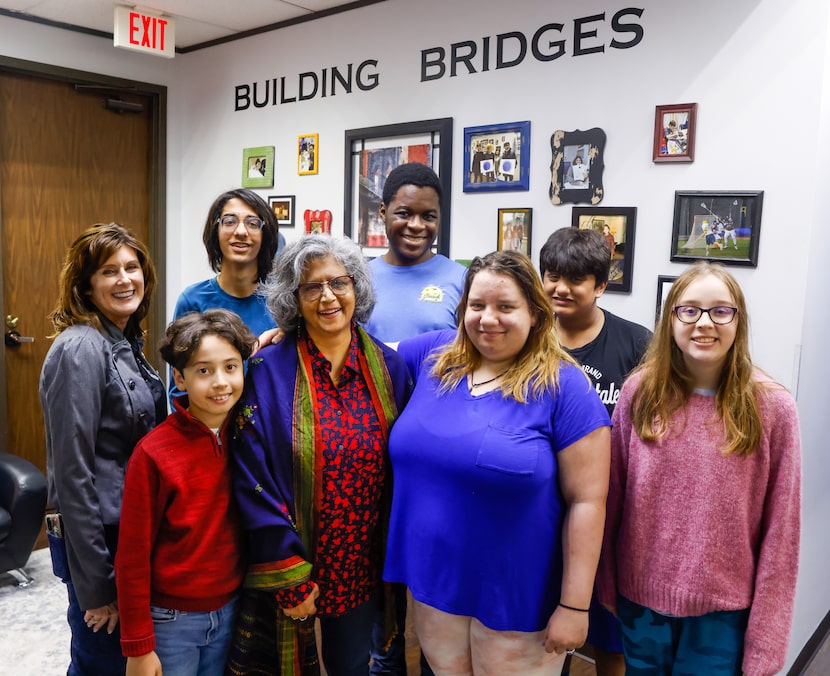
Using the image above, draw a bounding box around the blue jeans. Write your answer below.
[48,531,126,676]
[150,596,238,676]
[319,594,380,676]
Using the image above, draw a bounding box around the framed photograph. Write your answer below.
[298,133,318,175]
[241,145,274,188]
[653,103,697,163]
[304,209,332,234]
[571,206,637,293]
[670,190,764,267]
[550,128,606,205]
[268,194,295,227]
[463,121,530,192]
[656,275,679,325]
[344,118,452,258]
[497,208,532,255]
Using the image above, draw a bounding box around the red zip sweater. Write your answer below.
[116,399,245,658]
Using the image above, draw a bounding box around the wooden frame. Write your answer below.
[344,118,453,258]
[298,133,318,175]
[497,208,532,255]
[463,121,530,192]
[571,206,637,293]
[268,194,295,228]
[653,103,697,163]
[655,275,679,325]
[670,190,764,267]
[241,145,274,188]
[550,128,606,205]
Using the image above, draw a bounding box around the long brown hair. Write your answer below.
[429,250,578,403]
[630,261,761,456]
[48,223,156,340]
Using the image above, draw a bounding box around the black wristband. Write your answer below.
[559,602,590,613]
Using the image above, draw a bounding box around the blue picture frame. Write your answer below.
[463,121,530,193]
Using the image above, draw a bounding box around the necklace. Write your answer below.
[470,369,509,388]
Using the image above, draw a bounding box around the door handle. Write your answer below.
[4,330,34,347]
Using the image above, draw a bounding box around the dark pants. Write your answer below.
[319,594,381,676]
[48,531,126,676]
[369,583,434,676]
[370,583,407,675]
[617,595,749,676]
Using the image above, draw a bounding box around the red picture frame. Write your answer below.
[653,103,697,163]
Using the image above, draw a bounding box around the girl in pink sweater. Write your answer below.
[598,261,801,676]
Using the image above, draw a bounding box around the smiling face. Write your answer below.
[87,245,145,330]
[464,270,536,369]
[298,255,355,343]
[671,273,738,388]
[173,334,245,429]
[543,271,605,324]
[218,197,263,271]
[380,184,440,266]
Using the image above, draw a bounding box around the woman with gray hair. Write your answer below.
[226,234,411,676]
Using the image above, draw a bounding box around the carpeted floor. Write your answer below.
[0,546,70,675]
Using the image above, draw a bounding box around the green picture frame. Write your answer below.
[241,145,274,188]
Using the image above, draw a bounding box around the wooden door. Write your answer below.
[0,71,154,475]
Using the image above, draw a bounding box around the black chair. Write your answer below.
[0,451,48,586]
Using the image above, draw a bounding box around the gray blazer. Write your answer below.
[40,317,165,609]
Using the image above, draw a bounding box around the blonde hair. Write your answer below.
[630,261,761,456]
[429,250,578,403]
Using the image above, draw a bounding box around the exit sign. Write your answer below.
[114,6,175,58]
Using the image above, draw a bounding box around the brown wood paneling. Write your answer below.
[0,72,152,474]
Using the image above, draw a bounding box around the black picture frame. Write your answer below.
[268,194,295,228]
[655,275,679,326]
[571,206,637,293]
[550,128,606,205]
[463,121,531,192]
[653,103,698,163]
[670,191,764,267]
[343,118,453,258]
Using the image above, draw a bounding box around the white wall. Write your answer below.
[171,0,821,390]
[2,0,829,669]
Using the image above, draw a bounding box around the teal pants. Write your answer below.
[617,595,749,675]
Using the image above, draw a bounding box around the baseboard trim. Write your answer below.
[789,609,830,674]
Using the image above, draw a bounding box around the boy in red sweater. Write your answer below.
[116,309,257,676]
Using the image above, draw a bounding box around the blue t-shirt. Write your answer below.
[362,255,466,343]
[169,277,276,403]
[383,330,610,632]
[173,277,275,337]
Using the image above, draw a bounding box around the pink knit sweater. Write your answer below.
[597,370,801,676]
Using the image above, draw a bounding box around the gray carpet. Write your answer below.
[0,547,70,675]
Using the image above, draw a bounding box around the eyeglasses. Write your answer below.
[297,275,354,301]
[216,213,265,231]
[673,305,738,325]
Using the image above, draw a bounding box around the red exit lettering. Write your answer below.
[129,11,168,51]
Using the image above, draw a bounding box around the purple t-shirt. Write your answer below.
[384,330,610,631]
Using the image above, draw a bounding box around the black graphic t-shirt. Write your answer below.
[565,309,652,416]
